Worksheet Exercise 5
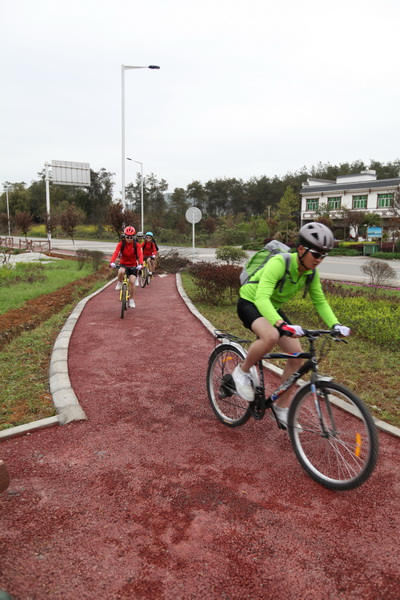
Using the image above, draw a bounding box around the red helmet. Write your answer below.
[124,226,136,236]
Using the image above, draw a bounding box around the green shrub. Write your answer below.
[89,250,105,271]
[215,246,247,264]
[189,262,241,305]
[373,252,400,260]
[329,248,359,256]
[285,287,400,351]
[76,248,91,270]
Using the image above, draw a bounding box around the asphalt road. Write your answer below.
[9,235,400,286]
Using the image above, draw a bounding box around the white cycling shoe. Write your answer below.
[129,299,135,309]
[232,365,254,402]
[273,405,302,431]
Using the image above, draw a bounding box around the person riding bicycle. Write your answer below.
[109,226,143,309]
[142,231,158,276]
[234,222,350,427]
[136,231,144,246]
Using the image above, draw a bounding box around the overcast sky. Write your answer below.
[1,0,400,200]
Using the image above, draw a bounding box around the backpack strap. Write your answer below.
[119,238,138,261]
[275,254,292,292]
[303,270,315,298]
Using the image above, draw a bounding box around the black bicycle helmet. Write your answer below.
[298,222,334,251]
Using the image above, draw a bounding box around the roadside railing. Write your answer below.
[18,239,51,252]
[0,237,14,248]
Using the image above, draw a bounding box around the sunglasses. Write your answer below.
[304,247,328,260]
[125,236,134,240]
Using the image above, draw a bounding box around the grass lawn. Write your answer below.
[0,259,95,314]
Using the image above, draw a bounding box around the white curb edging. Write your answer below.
[49,278,116,425]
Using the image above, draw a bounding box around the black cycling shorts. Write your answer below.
[237,298,291,331]
[120,265,138,277]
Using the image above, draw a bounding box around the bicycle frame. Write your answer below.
[215,330,332,421]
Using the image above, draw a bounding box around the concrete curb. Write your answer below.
[50,278,117,425]
[175,273,400,439]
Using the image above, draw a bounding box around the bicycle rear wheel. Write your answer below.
[207,344,252,427]
[288,381,379,490]
[120,283,128,319]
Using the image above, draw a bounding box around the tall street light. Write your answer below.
[121,64,160,212]
[5,186,11,237]
[127,158,144,232]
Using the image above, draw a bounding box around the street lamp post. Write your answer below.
[121,64,160,212]
[127,158,144,232]
[5,186,11,237]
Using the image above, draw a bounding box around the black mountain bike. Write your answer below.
[207,329,379,491]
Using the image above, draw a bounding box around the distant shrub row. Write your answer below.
[188,262,399,351]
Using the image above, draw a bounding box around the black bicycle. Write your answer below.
[206,329,379,491]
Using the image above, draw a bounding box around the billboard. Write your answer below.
[367,227,382,239]
[51,160,91,186]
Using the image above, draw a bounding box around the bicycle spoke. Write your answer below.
[289,382,378,490]
[207,345,251,427]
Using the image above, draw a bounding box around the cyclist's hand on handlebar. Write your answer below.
[276,322,304,338]
[151,255,156,259]
[110,262,116,269]
[137,264,143,270]
[333,324,351,337]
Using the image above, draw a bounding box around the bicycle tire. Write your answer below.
[207,344,252,427]
[288,381,379,491]
[120,283,128,319]
[140,267,148,288]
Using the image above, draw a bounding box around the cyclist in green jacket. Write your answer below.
[234,222,350,427]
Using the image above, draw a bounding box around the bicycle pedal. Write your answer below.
[249,401,265,420]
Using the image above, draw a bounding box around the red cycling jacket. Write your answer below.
[142,240,157,258]
[110,240,143,267]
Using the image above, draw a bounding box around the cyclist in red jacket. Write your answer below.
[142,231,158,276]
[109,226,143,308]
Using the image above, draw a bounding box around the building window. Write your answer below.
[328,196,341,210]
[377,193,393,208]
[306,198,319,211]
[353,195,367,209]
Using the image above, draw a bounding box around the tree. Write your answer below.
[339,207,365,240]
[78,168,115,224]
[314,202,335,230]
[106,202,138,237]
[186,180,207,213]
[59,204,85,248]
[275,186,300,243]
[14,211,33,238]
[143,173,168,228]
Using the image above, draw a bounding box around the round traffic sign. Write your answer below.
[185,207,202,224]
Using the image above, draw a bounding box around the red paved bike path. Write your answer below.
[0,274,399,600]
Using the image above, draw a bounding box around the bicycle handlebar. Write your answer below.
[302,329,348,342]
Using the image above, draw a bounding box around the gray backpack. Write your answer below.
[240,240,315,297]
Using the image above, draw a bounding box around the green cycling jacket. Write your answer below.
[239,252,338,327]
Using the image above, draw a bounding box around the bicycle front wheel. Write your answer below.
[140,268,148,288]
[120,283,128,319]
[288,381,379,491]
[207,344,251,427]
